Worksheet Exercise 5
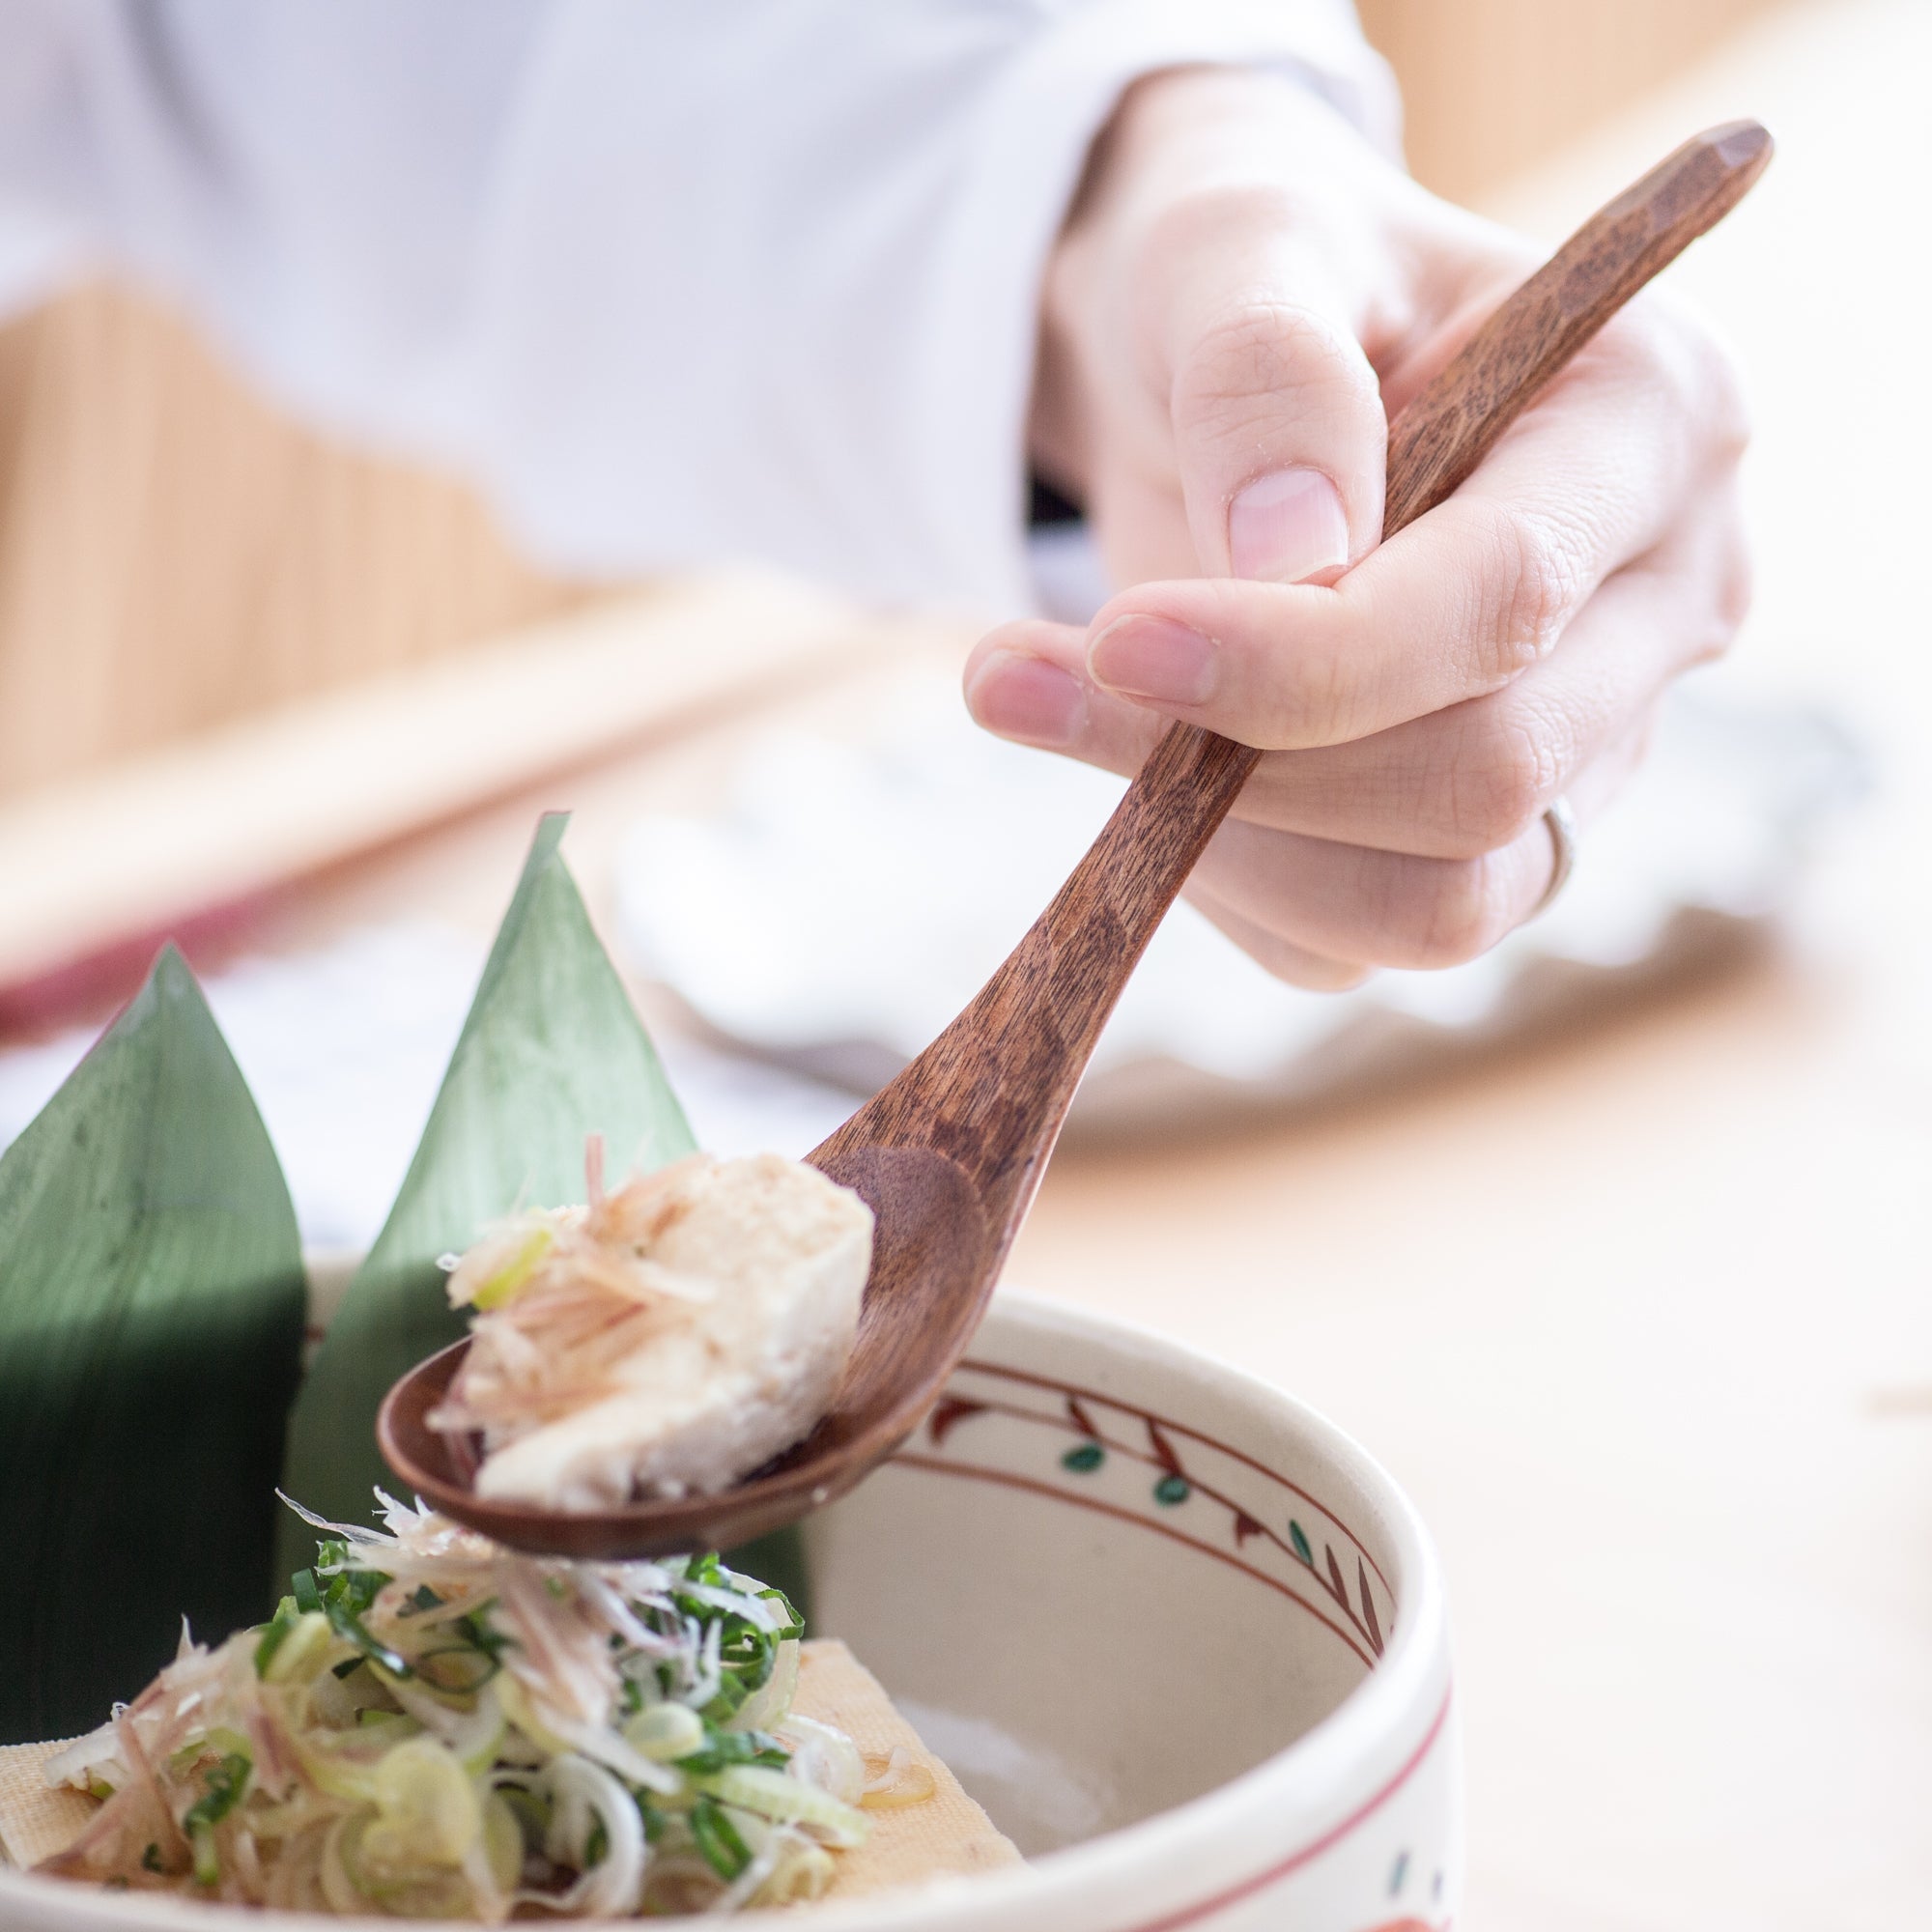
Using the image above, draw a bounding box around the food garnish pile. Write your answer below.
[39,1495,924,1918]
[432,1149,873,1511]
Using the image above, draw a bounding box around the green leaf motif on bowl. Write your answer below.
[1061,1440,1105,1474]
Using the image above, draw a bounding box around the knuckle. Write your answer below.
[1254,933,1371,991]
[1440,705,1562,855]
[1184,873,1371,991]
[1172,293,1375,443]
[1676,520,1753,670]
[1144,183,1317,277]
[1674,314,1753,463]
[1685,533,1753,668]
[1598,298,1753,463]
[1701,347,1753,464]
[1604,705,1662,797]
[1289,956,1373,993]
[1714,533,1754,639]
[1406,852,1518,967]
[1465,498,1592,673]
[1589,302,1679,384]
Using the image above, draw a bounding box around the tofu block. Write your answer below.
[0,1739,93,1871]
[469,1154,874,1509]
[787,1639,1022,1898]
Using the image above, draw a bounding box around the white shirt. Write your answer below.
[0,1,1397,613]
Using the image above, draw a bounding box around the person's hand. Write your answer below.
[965,67,1750,988]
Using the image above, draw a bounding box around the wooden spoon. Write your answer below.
[380,121,1772,1558]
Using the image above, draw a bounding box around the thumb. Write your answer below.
[1157,229,1388,583]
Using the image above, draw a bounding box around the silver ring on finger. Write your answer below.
[1531,795,1578,919]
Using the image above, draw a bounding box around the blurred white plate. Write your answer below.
[614,668,1865,1137]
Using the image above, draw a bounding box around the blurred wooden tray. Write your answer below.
[0,572,891,1005]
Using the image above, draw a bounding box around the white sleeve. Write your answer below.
[0,0,1400,615]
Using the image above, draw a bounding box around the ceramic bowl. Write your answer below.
[0,1290,1459,1932]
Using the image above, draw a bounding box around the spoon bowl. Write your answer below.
[378,1146,992,1556]
[380,121,1772,1560]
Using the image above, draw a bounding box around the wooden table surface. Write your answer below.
[6,2,1924,1925]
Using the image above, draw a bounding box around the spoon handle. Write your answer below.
[819,121,1771,1237]
[1383,119,1770,528]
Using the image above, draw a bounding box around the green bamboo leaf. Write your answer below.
[0,947,304,1742]
[280,814,696,1567]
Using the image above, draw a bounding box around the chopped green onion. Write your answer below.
[355,1709,420,1735]
[621,1701,705,1762]
[413,1643,497,1694]
[252,1598,298,1678]
[183,1747,253,1832]
[756,1586,806,1641]
[674,1728,786,1776]
[696,1765,867,1848]
[456,1606,510,1662]
[261,1610,332,1685]
[497,1783,550,1847]
[471,1225,554,1310]
[326,1603,409,1675]
[689,1796,753,1882]
[721,1624,774,1678]
[633,1791,666,1845]
[332,1567,390,1616]
[307,1570,412,1677]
